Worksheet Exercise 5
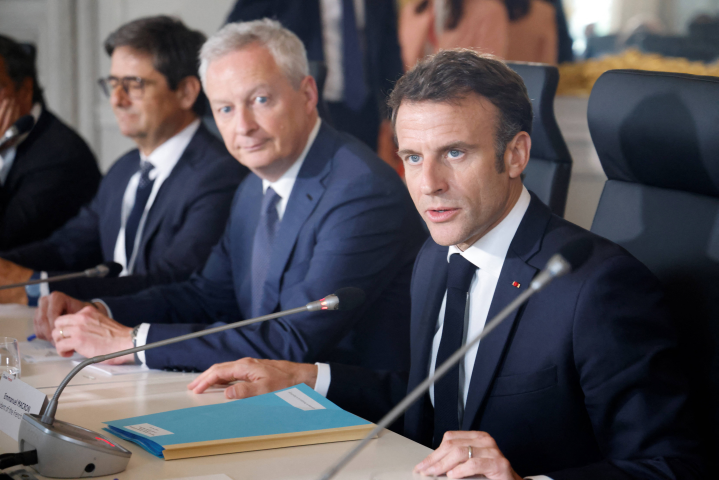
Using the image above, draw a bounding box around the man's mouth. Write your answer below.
[426,208,459,222]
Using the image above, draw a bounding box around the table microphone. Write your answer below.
[0,262,123,291]
[0,115,34,150]
[318,239,594,480]
[15,287,366,478]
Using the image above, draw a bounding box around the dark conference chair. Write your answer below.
[507,62,573,217]
[588,69,719,468]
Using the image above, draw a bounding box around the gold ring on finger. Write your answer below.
[60,329,66,339]
[468,445,473,460]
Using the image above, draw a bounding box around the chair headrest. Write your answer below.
[588,69,719,198]
[507,62,571,164]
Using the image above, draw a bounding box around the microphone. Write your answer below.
[0,262,123,291]
[0,115,35,150]
[318,239,594,480]
[16,288,365,478]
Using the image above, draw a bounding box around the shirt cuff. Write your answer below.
[135,323,151,365]
[91,298,113,319]
[39,271,49,298]
[525,476,553,480]
[314,362,331,397]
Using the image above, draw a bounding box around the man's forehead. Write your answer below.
[206,45,284,93]
[395,97,497,147]
[110,46,157,74]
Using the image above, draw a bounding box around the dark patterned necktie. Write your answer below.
[433,253,478,447]
[251,187,282,317]
[125,160,155,264]
[342,0,369,111]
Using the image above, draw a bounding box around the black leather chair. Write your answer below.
[588,69,719,467]
[507,62,573,217]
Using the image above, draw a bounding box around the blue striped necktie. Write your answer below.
[251,187,282,317]
[125,160,155,265]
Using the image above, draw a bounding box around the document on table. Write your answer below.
[72,361,150,376]
[20,340,83,363]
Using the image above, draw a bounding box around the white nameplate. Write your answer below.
[0,373,48,441]
[275,387,325,411]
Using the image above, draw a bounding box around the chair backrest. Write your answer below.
[507,62,572,217]
[588,69,719,466]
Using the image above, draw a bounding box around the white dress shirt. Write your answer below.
[319,0,365,102]
[131,118,322,365]
[114,119,201,275]
[0,103,42,185]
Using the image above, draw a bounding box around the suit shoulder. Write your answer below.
[27,110,97,164]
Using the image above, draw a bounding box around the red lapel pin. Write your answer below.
[512,281,521,288]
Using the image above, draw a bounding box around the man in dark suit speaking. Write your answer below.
[0,17,246,305]
[0,36,100,255]
[39,20,425,374]
[187,51,704,479]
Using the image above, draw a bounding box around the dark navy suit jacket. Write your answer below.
[103,123,426,371]
[0,109,100,250]
[328,194,704,479]
[2,124,247,299]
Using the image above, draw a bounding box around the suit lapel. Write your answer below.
[461,195,552,431]
[136,127,206,261]
[258,124,335,314]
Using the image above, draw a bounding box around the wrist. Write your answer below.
[299,363,318,389]
[91,301,108,316]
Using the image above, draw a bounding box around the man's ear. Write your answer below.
[299,75,319,114]
[504,131,531,179]
[176,76,202,111]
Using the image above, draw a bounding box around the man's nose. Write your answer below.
[109,85,131,108]
[235,106,258,136]
[419,157,449,196]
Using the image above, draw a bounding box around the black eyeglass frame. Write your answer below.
[97,76,156,99]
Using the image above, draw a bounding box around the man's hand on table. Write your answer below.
[188,358,318,399]
[33,291,106,341]
[0,257,32,304]
[51,306,133,364]
[415,431,523,480]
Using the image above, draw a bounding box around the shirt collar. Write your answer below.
[140,119,201,178]
[262,118,322,199]
[10,103,42,150]
[447,185,531,278]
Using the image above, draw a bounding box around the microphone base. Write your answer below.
[18,414,131,478]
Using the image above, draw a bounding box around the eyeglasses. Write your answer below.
[97,76,155,99]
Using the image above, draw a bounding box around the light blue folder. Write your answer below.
[104,384,374,460]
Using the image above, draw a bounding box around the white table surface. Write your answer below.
[0,305,435,480]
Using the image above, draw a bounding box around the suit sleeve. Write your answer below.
[47,161,247,299]
[0,146,100,251]
[1,188,105,272]
[548,255,704,479]
[112,167,422,371]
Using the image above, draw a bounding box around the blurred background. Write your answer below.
[1,0,718,228]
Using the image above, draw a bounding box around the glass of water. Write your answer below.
[0,337,20,379]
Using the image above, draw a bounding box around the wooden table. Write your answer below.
[0,305,433,480]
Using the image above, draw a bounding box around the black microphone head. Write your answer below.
[14,115,34,135]
[334,287,366,311]
[104,262,124,278]
[558,238,594,272]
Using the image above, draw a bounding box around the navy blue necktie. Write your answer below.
[342,0,369,111]
[125,160,155,265]
[433,253,478,447]
[251,187,282,318]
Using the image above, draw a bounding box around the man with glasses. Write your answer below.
[0,16,247,308]
[0,35,100,269]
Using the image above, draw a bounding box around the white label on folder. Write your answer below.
[275,387,326,411]
[124,423,174,437]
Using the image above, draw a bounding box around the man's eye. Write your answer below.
[448,149,462,158]
[407,155,421,164]
[255,96,268,104]
[219,106,232,114]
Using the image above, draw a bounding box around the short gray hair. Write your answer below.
[199,19,309,90]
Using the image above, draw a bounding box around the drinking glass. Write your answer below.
[0,337,20,379]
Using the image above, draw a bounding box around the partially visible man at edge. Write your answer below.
[0,35,100,255]
[185,50,704,479]
[0,16,247,306]
[36,20,425,375]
